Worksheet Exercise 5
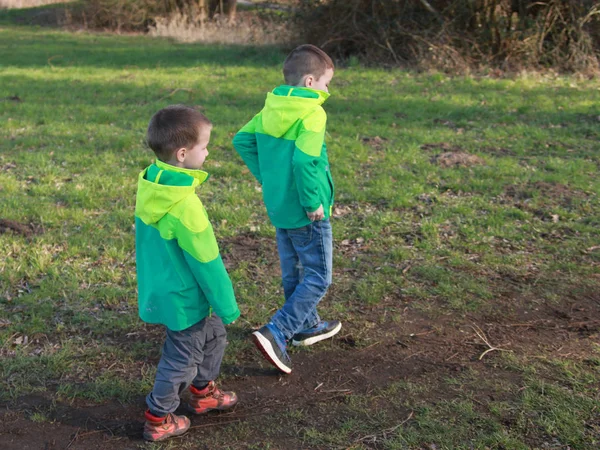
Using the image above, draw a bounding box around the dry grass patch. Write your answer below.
[149,12,293,45]
[431,151,486,168]
[0,0,72,9]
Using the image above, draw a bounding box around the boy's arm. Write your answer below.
[176,199,240,324]
[232,116,262,184]
[293,108,327,215]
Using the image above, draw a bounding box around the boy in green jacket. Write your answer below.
[233,45,341,374]
[135,105,240,442]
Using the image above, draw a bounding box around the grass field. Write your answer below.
[1,11,600,450]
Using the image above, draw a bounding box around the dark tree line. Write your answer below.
[296,0,600,71]
[70,0,600,72]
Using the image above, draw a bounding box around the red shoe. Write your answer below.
[143,410,190,442]
[186,381,238,414]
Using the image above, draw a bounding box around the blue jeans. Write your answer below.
[271,219,333,340]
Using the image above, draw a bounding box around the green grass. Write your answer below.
[1,16,600,450]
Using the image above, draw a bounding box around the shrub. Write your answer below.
[74,0,237,32]
[295,0,600,72]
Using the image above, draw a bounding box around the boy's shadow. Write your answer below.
[221,365,278,378]
[222,325,283,378]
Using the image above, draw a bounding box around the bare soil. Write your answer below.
[2,287,599,449]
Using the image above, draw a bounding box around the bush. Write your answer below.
[295,0,600,73]
[73,0,237,32]
[70,0,179,31]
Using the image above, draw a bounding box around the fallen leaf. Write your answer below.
[14,335,28,345]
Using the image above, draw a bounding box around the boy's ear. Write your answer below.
[175,147,187,163]
[304,75,315,88]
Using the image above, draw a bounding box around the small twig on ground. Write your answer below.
[362,340,381,350]
[47,55,63,68]
[445,351,460,361]
[71,429,103,438]
[353,411,414,444]
[567,320,600,330]
[409,329,436,337]
[65,428,81,449]
[470,324,511,360]
[158,88,194,101]
[403,350,425,361]
[0,333,19,353]
[188,419,241,430]
[66,428,105,448]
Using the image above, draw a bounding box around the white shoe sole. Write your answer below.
[252,331,292,374]
[291,322,342,347]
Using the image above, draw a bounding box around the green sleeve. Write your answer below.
[293,109,327,212]
[182,251,240,324]
[176,199,240,324]
[233,116,262,184]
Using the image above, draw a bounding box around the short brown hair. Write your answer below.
[146,105,211,161]
[283,44,334,86]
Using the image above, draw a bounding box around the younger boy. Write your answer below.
[135,105,240,441]
[233,44,341,374]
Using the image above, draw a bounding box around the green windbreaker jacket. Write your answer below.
[232,86,334,229]
[135,159,240,331]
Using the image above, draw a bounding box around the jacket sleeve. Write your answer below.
[232,116,262,184]
[293,108,327,213]
[176,197,240,324]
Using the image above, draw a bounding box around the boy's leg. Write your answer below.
[276,227,301,301]
[277,228,321,330]
[187,316,238,414]
[301,308,321,330]
[252,220,335,373]
[146,322,204,416]
[144,322,205,441]
[287,222,341,346]
[192,316,227,386]
[271,219,333,339]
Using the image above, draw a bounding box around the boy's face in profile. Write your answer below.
[182,125,211,170]
[307,68,334,93]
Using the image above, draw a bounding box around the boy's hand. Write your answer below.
[306,205,324,221]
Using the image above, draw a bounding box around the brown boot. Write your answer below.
[143,410,190,442]
[186,381,238,414]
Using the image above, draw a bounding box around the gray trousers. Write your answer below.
[146,315,227,416]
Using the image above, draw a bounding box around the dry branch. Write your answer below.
[470,324,511,360]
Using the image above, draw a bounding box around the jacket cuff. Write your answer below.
[304,203,321,213]
[219,308,241,325]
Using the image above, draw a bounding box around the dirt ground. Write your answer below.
[1,288,599,450]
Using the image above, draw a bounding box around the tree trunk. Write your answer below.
[225,0,236,22]
[198,0,207,22]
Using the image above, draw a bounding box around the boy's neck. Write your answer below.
[162,157,184,168]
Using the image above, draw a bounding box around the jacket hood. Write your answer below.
[261,86,330,138]
[135,159,209,225]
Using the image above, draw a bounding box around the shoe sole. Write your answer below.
[291,322,342,347]
[143,422,190,442]
[185,397,239,415]
[252,331,292,374]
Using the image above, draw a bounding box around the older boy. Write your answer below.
[233,44,341,374]
[136,105,240,441]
